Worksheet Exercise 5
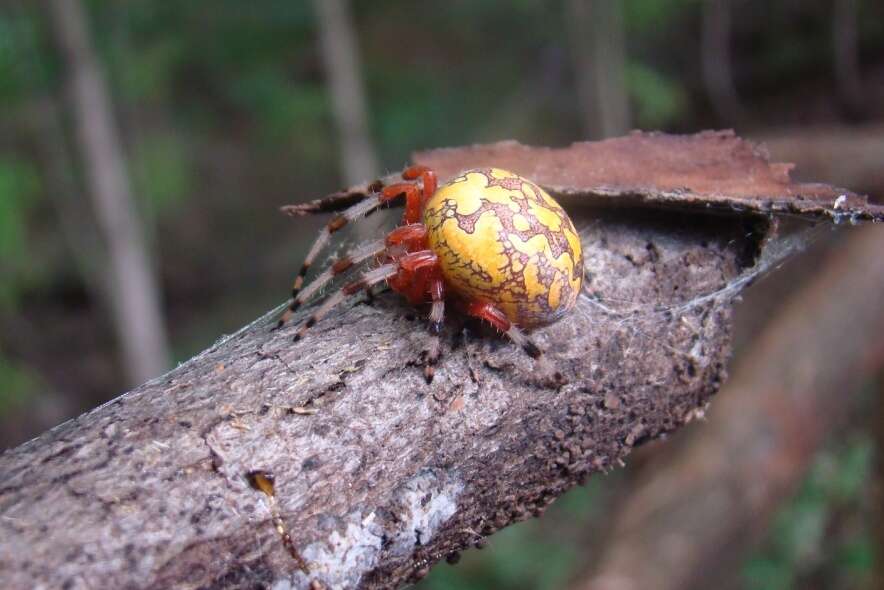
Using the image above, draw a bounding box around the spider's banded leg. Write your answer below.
[275,239,386,328]
[281,193,390,329]
[466,301,543,360]
[424,277,445,383]
[293,263,399,342]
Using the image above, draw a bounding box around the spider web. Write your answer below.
[572,215,834,360]
[278,202,834,348]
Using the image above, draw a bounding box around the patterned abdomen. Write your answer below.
[423,168,583,328]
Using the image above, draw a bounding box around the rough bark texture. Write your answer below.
[577,226,884,590]
[1,208,756,589]
[0,134,862,589]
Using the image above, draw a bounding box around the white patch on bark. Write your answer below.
[275,469,462,590]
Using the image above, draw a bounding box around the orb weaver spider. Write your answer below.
[276,166,584,382]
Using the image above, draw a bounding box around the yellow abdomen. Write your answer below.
[423,168,583,328]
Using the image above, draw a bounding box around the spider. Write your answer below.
[276,166,584,382]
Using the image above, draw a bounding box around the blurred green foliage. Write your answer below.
[744,435,875,590]
[626,63,688,128]
[0,354,40,414]
[131,134,193,215]
[0,158,41,310]
[420,481,608,590]
[0,10,54,103]
[624,0,699,33]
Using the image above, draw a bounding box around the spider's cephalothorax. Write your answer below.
[277,166,583,382]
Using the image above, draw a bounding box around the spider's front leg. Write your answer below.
[383,165,437,224]
[275,238,387,328]
[387,246,448,383]
[465,300,564,385]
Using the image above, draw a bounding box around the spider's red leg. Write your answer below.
[466,301,543,360]
[424,276,445,383]
[403,165,438,204]
[383,183,423,224]
[407,267,430,305]
[389,248,437,305]
[275,239,386,327]
[383,243,444,381]
[385,223,428,249]
[397,250,438,273]
[293,263,399,342]
[280,166,435,331]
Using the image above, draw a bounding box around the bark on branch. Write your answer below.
[1,134,875,589]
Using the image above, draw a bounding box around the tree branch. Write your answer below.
[1,134,871,589]
[576,225,884,590]
[1,208,755,589]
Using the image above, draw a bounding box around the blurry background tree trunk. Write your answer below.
[45,0,170,386]
[567,0,630,139]
[30,96,104,303]
[833,0,867,119]
[702,0,749,126]
[755,124,884,194]
[312,0,379,186]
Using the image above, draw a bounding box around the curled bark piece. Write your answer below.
[284,132,884,224]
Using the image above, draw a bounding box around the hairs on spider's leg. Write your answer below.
[503,324,543,360]
[278,197,384,329]
[293,263,399,342]
[424,278,445,383]
[278,239,385,325]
